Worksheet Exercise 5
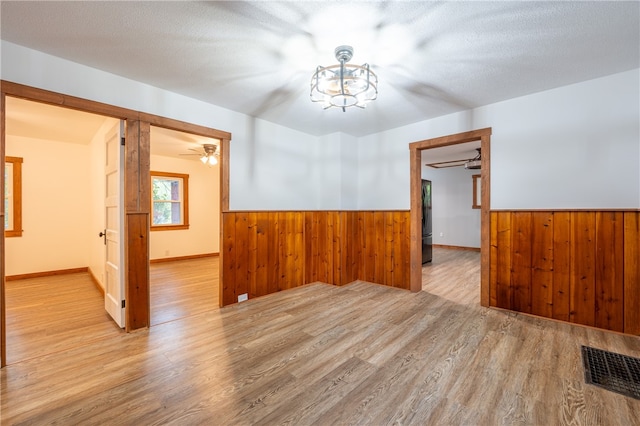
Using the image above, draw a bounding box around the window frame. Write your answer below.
[472,174,481,209]
[150,170,189,231]
[4,156,23,238]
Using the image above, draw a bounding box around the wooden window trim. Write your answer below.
[472,174,481,209]
[5,156,22,237]
[150,170,189,231]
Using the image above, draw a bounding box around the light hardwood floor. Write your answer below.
[4,272,122,364]
[2,249,639,424]
[150,256,219,326]
[4,257,220,364]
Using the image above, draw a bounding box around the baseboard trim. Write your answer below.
[6,267,89,281]
[150,252,219,264]
[433,244,480,252]
[88,268,105,296]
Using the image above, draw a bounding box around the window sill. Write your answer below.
[151,225,190,232]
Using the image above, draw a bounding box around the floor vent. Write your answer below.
[582,346,640,400]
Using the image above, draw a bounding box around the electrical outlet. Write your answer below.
[439,232,444,237]
[238,293,248,302]
[165,250,170,256]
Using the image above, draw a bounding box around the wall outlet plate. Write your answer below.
[238,293,248,302]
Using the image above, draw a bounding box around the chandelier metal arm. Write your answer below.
[310,45,377,112]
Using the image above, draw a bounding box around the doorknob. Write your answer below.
[99,229,106,245]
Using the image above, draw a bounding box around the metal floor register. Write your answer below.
[582,345,640,400]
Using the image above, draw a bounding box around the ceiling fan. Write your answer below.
[426,148,481,170]
[181,143,219,166]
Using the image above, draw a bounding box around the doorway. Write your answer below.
[148,126,221,325]
[3,96,123,364]
[0,81,232,367]
[408,128,491,306]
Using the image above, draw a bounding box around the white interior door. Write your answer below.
[104,121,125,328]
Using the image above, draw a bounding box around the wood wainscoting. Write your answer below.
[490,210,640,335]
[221,211,410,306]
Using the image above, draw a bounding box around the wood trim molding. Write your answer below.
[433,244,481,252]
[0,80,232,141]
[0,91,5,368]
[6,267,89,281]
[150,170,190,232]
[479,132,491,307]
[490,208,640,212]
[409,127,492,304]
[409,128,492,150]
[224,209,412,213]
[220,138,231,213]
[88,268,105,297]
[150,253,219,263]
[4,156,22,238]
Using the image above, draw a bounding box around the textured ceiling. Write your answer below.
[1,1,638,137]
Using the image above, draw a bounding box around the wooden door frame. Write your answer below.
[0,80,231,367]
[409,128,492,305]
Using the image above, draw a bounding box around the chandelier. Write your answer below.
[310,45,378,112]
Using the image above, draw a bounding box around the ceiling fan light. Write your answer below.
[200,155,208,164]
[208,155,218,166]
[464,148,482,169]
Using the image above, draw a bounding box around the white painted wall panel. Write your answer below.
[357,69,640,210]
[4,41,638,211]
[5,136,92,275]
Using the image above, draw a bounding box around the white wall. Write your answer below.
[3,41,638,212]
[314,132,358,209]
[1,41,323,211]
[477,69,639,209]
[421,166,481,248]
[358,69,640,210]
[5,135,92,276]
[230,117,319,210]
[149,154,220,260]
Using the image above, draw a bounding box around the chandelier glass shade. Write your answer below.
[310,45,378,112]
[200,154,218,166]
[199,144,218,166]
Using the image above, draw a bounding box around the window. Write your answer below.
[151,171,189,231]
[5,156,23,237]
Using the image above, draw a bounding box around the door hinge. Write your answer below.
[120,136,125,146]
[121,300,126,309]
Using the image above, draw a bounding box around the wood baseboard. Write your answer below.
[433,244,481,252]
[6,267,89,281]
[150,252,219,264]
[87,268,105,296]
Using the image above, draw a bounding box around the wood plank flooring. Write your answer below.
[2,248,639,424]
[5,257,219,364]
[150,256,219,326]
[3,272,122,365]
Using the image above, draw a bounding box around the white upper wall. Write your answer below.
[3,41,639,211]
[1,41,321,211]
[5,135,92,275]
[358,68,640,210]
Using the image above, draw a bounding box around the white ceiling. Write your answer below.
[1,1,638,138]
